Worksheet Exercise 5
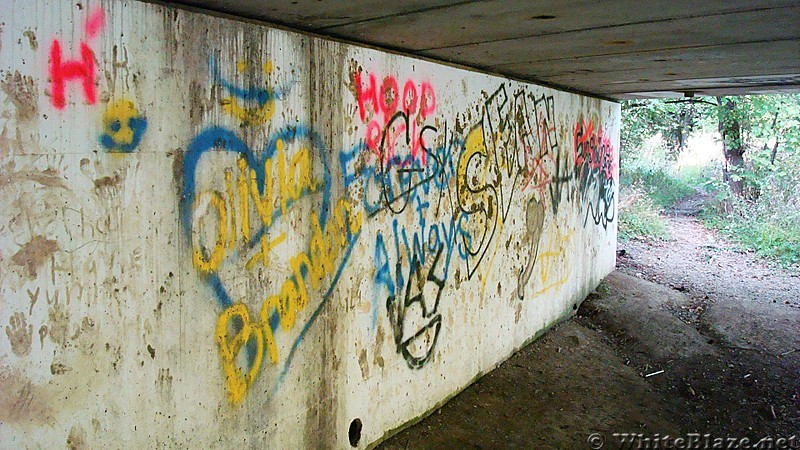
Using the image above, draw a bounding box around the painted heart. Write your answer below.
[182,123,367,404]
[182,125,333,307]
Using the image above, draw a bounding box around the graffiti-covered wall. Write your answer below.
[0,1,619,447]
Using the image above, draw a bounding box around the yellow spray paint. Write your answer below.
[220,60,276,125]
[100,99,147,153]
[216,303,264,405]
[529,229,574,298]
[213,197,362,404]
[192,191,228,274]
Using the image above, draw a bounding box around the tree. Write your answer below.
[716,97,746,197]
[622,99,712,159]
[623,94,800,200]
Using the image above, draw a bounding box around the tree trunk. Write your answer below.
[770,139,780,165]
[717,97,745,196]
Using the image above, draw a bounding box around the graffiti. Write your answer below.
[347,77,615,366]
[515,198,546,299]
[368,112,442,216]
[350,108,464,368]
[456,123,499,280]
[387,246,445,368]
[517,227,574,299]
[184,126,330,281]
[573,119,617,228]
[354,71,436,164]
[527,228,574,298]
[455,85,562,281]
[183,124,363,404]
[48,8,103,110]
[100,100,147,153]
[209,56,293,126]
[183,57,366,404]
[183,54,616,400]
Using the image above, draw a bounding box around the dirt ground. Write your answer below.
[379,202,800,449]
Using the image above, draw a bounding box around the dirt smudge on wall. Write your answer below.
[11,235,59,278]
[67,424,87,449]
[516,198,546,299]
[47,301,70,347]
[23,30,38,50]
[93,173,121,190]
[358,347,369,379]
[0,165,67,190]
[5,312,33,356]
[1,71,38,122]
[0,366,55,426]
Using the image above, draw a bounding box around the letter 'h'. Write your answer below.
[49,40,96,109]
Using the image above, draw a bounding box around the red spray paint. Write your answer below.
[48,8,103,110]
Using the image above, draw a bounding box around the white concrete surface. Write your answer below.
[0,1,619,447]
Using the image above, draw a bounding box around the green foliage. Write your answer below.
[716,95,800,156]
[618,187,669,241]
[622,94,800,267]
[621,160,696,208]
[621,98,715,158]
[703,193,800,267]
[618,133,696,209]
[678,164,713,190]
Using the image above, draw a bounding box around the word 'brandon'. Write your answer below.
[215,197,360,405]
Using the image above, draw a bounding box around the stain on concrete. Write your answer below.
[38,324,48,348]
[48,301,70,347]
[22,30,38,50]
[67,424,87,449]
[11,235,59,278]
[72,317,97,354]
[516,198,546,299]
[358,347,369,379]
[50,362,69,375]
[0,367,53,426]
[27,287,40,315]
[0,71,38,122]
[156,368,173,400]
[93,173,121,190]
[171,149,184,196]
[373,322,386,369]
[5,312,33,356]
[0,165,68,190]
[79,158,91,173]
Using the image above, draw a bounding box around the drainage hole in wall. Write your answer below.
[349,418,362,447]
[573,303,578,311]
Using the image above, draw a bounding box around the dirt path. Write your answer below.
[619,203,800,356]
[380,205,800,448]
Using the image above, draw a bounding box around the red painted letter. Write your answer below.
[49,40,97,110]
[354,71,378,122]
[420,82,436,119]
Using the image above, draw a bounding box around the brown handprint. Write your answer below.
[6,312,33,356]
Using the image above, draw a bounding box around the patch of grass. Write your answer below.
[705,211,800,267]
[618,187,669,241]
[621,161,696,208]
[678,165,713,189]
[701,181,800,267]
[595,281,610,295]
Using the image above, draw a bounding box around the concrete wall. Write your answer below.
[0,1,619,447]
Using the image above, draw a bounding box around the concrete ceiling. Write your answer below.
[168,0,800,99]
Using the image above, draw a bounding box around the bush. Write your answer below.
[702,184,800,267]
[621,160,697,208]
[618,186,669,241]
